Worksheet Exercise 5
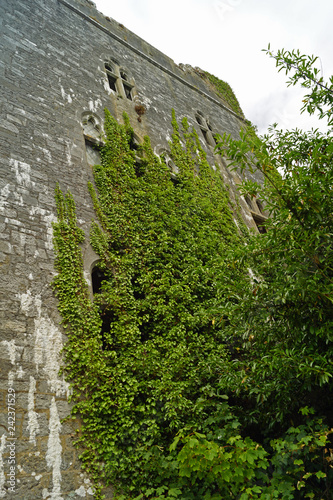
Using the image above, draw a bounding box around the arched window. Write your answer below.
[91,265,113,349]
[127,133,146,177]
[82,115,100,139]
[91,266,106,294]
[252,213,267,234]
[245,195,253,210]
[158,148,179,182]
[120,68,134,100]
[104,62,118,93]
[256,199,264,214]
[195,111,216,148]
[207,122,219,145]
[82,113,102,166]
[104,60,135,100]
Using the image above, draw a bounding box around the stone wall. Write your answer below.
[0,0,263,497]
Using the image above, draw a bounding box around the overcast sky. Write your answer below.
[93,0,333,135]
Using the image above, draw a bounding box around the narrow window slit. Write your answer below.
[123,84,133,100]
[107,73,117,92]
[91,266,113,350]
[92,267,107,294]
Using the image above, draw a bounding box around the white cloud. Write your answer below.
[94,0,333,133]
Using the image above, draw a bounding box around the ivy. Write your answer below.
[203,70,244,117]
[53,109,331,498]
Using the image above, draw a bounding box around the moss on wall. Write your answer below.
[205,71,244,116]
[193,67,244,117]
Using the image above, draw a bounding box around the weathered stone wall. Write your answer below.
[0,0,263,497]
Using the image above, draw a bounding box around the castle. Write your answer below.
[0,0,265,497]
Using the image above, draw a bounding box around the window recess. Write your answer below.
[195,111,216,148]
[82,114,103,166]
[104,61,136,100]
[104,62,118,93]
[251,211,268,234]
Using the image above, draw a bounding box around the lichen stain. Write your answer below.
[29,206,57,250]
[88,98,102,113]
[44,398,63,500]
[10,159,35,189]
[18,290,70,397]
[60,85,73,104]
[1,339,17,364]
[27,376,40,446]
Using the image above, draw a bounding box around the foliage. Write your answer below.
[52,48,333,498]
[215,47,333,492]
[202,69,244,117]
[170,409,331,500]
[265,46,333,126]
[53,187,107,496]
[54,110,245,497]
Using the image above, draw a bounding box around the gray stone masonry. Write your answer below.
[0,0,264,497]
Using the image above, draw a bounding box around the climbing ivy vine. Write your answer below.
[53,109,331,499]
[203,70,244,117]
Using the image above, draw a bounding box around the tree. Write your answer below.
[216,46,333,450]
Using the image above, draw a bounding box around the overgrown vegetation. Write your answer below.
[215,47,333,495]
[53,48,333,499]
[202,69,244,117]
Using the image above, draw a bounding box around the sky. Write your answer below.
[93,0,333,135]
